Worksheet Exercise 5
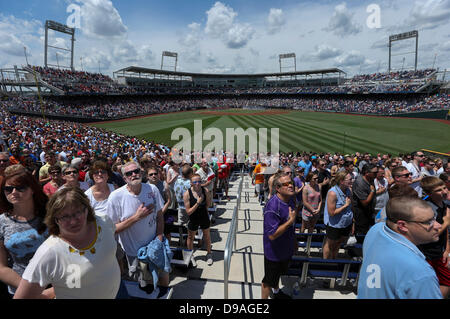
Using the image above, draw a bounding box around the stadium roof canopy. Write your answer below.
[113,66,346,79]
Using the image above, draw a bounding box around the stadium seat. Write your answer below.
[288,256,362,288]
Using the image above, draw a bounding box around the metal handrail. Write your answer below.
[224,168,244,299]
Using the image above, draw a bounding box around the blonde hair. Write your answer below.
[330,171,350,187]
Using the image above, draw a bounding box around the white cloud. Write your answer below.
[302,44,343,61]
[0,14,42,61]
[324,2,362,37]
[75,0,127,38]
[0,33,25,56]
[406,0,450,30]
[335,50,366,66]
[205,2,254,49]
[267,8,286,35]
[179,22,202,47]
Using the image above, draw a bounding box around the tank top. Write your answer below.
[188,187,208,219]
[302,184,321,215]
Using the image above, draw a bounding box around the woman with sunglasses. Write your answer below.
[0,166,53,298]
[183,174,213,267]
[84,161,116,217]
[60,165,89,191]
[43,165,65,197]
[14,187,120,299]
[301,172,322,234]
[323,171,353,259]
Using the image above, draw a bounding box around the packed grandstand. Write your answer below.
[1,65,448,121]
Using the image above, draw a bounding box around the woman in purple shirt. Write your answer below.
[262,172,297,299]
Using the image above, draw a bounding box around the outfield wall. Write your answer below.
[317,109,449,120]
[9,107,449,123]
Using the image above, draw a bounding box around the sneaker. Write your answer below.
[273,290,292,299]
[190,256,197,267]
[206,253,213,266]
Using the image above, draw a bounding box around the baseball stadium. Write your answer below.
[0,1,449,305]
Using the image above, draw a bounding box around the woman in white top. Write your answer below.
[14,187,120,299]
[60,165,90,191]
[84,161,116,216]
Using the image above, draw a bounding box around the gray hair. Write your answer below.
[121,161,141,175]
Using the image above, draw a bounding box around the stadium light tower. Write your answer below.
[161,51,178,72]
[388,30,418,73]
[44,20,75,71]
[279,53,296,73]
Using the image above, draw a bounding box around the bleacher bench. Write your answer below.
[296,232,365,256]
[288,256,362,287]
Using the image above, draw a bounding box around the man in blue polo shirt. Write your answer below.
[358,197,443,299]
[262,172,297,299]
[298,153,312,177]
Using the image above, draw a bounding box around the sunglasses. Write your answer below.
[280,181,294,187]
[148,172,158,177]
[4,185,29,193]
[395,172,412,178]
[191,181,202,185]
[124,168,141,177]
[0,159,9,163]
[93,170,107,175]
[64,170,78,176]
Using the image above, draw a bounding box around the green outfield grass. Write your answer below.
[91,109,450,155]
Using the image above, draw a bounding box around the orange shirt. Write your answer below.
[253,164,265,184]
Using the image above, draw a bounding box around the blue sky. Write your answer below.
[0,0,449,76]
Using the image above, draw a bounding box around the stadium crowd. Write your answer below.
[0,101,449,298]
[2,93,448,119]
[350,69,436,82]
[32,66,130,94]
[31,66,435,96]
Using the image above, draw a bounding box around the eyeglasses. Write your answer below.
[55,210,86,223]
[49,171,61,175]
[416,154,424,157]
[395,172,412,178]
[0,159,9,163]
[404,213,437,228]
[191,181,202,185]
[124,168,141,177]
[4,185,29,193]
[64,170,78,176]
[148,172,158,177]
